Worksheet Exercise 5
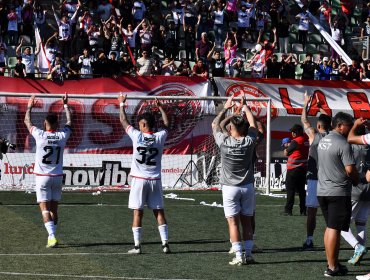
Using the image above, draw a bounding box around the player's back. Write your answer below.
[126,125,167,180]
[31,126,71,176]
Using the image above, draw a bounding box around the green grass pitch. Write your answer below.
[0,191,369,280]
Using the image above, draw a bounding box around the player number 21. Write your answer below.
[136,147,158,166]
[42,146,61,164]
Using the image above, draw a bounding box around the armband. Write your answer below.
[64,104,69,109]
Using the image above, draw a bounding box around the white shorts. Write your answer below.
[351,200,370,223]
[35,175,63,203]
[128,177,164,210]
[306,179,319,208]
[222,183,255,218]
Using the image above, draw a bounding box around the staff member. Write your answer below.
[283,124,309,216]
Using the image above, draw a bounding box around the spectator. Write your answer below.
[361,16,370,59]
[87,24,100,56]
[196,4,210,40]
[164,21,179,60]
[78,48,95,79]
[45,32,59,62]
[208,47,225,95]
[196,32,212,62]
[265,54,282,78]
[110,28,122,57]
[71,29,89,57]
[120,20,141,58]
[33,2,46,40]
[161,57,177,76]
[175,58,192,76]
[296,6,310,50]
[183,17,196,62]
[79,10,93,34]
[192,59,208,78]
[67,54,80,80]
[48,55,67,82]
[21,4,34,44]
[109,52,121,77]
[92,52,111,77]
[13,55,26,78]
[183,0,198,30]
[317,57,332,80]
[168,1,183,33]
[237,4,254,44]
[277,16,290,54]
[280,53,298,79]
[16,38,40,78]
[330,60,341,80]
[52,3,80,60]
[0,40,6,76]
[224,32,238,76]
[346,59,363,81]
[97,0,114,22]
[7,8,18,45]
[318,1,332,32]
[211,3,226,48]
[301,53,317,80]
[119,52,134,75]
[136,50,155,76]
[232,58,244,77]
[329,16,344,61]
[139,19,153,55]
[339,62,349,80]
[132,0,146,26]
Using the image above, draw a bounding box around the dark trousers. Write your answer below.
[284,167,307,214]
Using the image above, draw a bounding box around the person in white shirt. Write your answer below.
[78,48,95,78]
[24,94,72,248]
[52,3,80,59]
[16,37,41,79]
[296,6,310,49]
[118,93,171,254]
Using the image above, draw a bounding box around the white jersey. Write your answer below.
[31,126,71,176]
[126,125,167,180]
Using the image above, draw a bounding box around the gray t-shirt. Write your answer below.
[351,144,370,201]
[214,130,257,186]
[317,130,355,197]
[307,132,328,180]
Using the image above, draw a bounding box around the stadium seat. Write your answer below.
[7,56,17,69]
[289,33,297,43]
[295,65,303,79]
[174,60,181,67]
[291,24,299,33]
[305,44,317,54]
[292,43,304,53]
[309,34,322,44]
[178,50,186,59]
[317,44,329,53]
[298,53,306,63]
[189,61,196,70]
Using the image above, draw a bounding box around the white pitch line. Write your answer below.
[2,204,285,207]
[0,272,197,280]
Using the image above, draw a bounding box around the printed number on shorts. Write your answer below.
[42,146,61,164]
[136,147,158,166]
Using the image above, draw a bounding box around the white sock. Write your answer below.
[244,240,254,257]
[356,224,366,245]
[232,242,243,258]
[132,227,142,247]
[341,228,358,248]
[158,224,168,245]
[44,221,55,238]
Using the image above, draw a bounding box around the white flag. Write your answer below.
[35,28,50,73]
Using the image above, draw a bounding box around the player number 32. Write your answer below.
[136,147,158,166]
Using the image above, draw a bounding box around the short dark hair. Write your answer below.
[355,124,366,136]
[318,114,332,130]
[332,112,353,128]
[138,112,155,129]
[230,115,248,134]
[289,124,304,135]
[45,113,58,126]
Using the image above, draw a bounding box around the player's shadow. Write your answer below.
[261,246,325,253]
[60,242,133,248]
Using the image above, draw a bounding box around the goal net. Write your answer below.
[0,94,271,192]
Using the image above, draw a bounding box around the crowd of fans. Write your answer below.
[0,0,369,82]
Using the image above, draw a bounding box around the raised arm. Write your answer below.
[301,91,315,143]
[220,114,234,134]
[63,93,72,127]
[240,91,256,129]
[34,42,41,56]
[155,98,169,130]
[16,38,23,56]
[52,4,61,26]
[24,95,36,132]
[348,118,367,144]
[212,94,234,133]
[118,93,130,130]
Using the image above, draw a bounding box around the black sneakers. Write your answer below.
[324,263,348,277]
[302,241,314,251]
[162,243,171,254]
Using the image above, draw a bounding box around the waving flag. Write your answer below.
[35,28,50,73]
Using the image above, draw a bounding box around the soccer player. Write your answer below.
[317,112,359,277]
[341,123,370,265]
[118,93,170,254]
[300,91,331,250]
[24,94,72,248]
[212,94,257,265]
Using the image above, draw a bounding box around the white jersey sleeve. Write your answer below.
[362,133,370,145]
[31,126,71,176]
[126,125,167,179]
